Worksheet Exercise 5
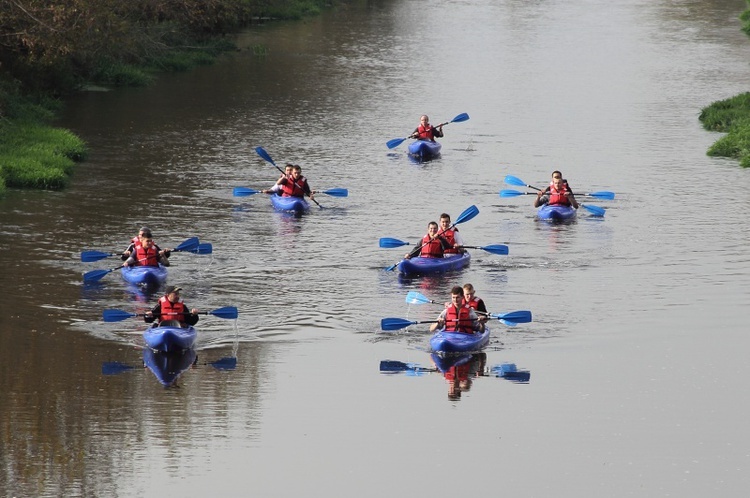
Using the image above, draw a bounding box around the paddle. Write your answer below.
[103,306,239,322]
[82,237,199,282]
[386,112,470,149]
[102,356,237,375]
[403,292,533,324]
[255,146,325,208]
[380,237,508,255]
[379,360,437,373]
[233,186,348,198]
[81,236,200,263]
[490,363,531,382]
[499,188,615,200]
[189,243,213,255]
[384,204,479,271]
[503,175,606,216]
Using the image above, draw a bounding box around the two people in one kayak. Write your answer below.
[144,285,199,328]
[261,163,315,201]
[121,226,172,268]
[404,213,465,259]
[409,115,444,142]
[534,170,579,209]
[429,285,487,334]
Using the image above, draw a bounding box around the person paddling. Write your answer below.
[145,285,199,328]
[439,213,465,256]
[429,286,485,334]
[404,221,451,259]
[276,164,315,201]
[462,283,488,315]
[261,163,294,194]
[410,115,444,142]
[534,170,579,209]
[122,228,171,268]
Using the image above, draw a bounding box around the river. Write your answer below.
[1,0,749,496]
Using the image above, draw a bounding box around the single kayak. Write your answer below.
[537,204,577,221]
[430,327,490,354]
[270,193,310,213]
[143,348,197,387]
[408,139,442,159]
[398,252,471,276]
[121,264,168,286]
[143,324,197,353]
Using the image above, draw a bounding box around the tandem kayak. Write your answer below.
[121,264,168,286]
[430,327,490,354]
[270,193,310,213]
[537,204,577,221]
[398,252,471,276]
[408,139,442,159]
[143,348,197,386]
[143,324,197,353]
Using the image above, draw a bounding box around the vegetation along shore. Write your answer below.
[0,0,337,195]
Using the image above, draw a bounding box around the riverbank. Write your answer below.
[0,0,337,195]
[698,2,750,168]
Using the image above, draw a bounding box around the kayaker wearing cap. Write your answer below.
[145,285,199,328]
[122,227,172,267]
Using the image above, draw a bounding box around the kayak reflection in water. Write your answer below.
[436,353,487,401]
[145,285,199,328]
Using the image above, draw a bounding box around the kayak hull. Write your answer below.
[270,194,310,213]
[430,327,490,354]
[143,348,196,386]
[398,252,471,276]
[121,264,168,286]
[408,139,442,159]
[143,324,197,353]
[537,204,577,221]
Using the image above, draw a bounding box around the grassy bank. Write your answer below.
[699,1,750,168]
[0,0,336,195]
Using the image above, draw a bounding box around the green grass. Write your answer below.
[700,93,750,168]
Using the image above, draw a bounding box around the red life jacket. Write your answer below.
[158,296,186,324]
[280,176,308,197]
[419,234,444,258]
[463,296,485,312]
[548,182,571,206]
[133,241,159,267]
[442,228,459,254]
[444,363,471,381]
[444,304,474,333]
[416,124,436,141]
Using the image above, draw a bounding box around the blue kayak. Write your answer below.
[143,324,197,353]
[408,139,442,159]
[537,204,577,221]
[398,252,471,276]
[431,353,474,373]
[430,327,490,354]
[270,194,310,213]
[143,348,196,386]
[121,264,168,286]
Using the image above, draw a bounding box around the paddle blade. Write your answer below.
[380,360,415,372]
[209,306,239,319]
[173,237,200,253]
[210,357,237,370]
[81,250,114,262]
[405,291,434,305]
[385,262,399,272]
[504,175,527,187]
[499,319,519,327]
[450,112,470,123]
[581,204,606,217]
[103,309,137,322]
[479,244,509,255]
[499,189,524,198]
[381,318,416,331]
[83,268,113,283]
[379,237,409,248]
[492,310,532,324]
[322,188,348,197]
[191,243,213,255]
[586,191,615,200]
[233,187,259,197]
[255,146,276,166]
[386,137,407,149]
[102,362,136,375]
[455,205,479,225]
